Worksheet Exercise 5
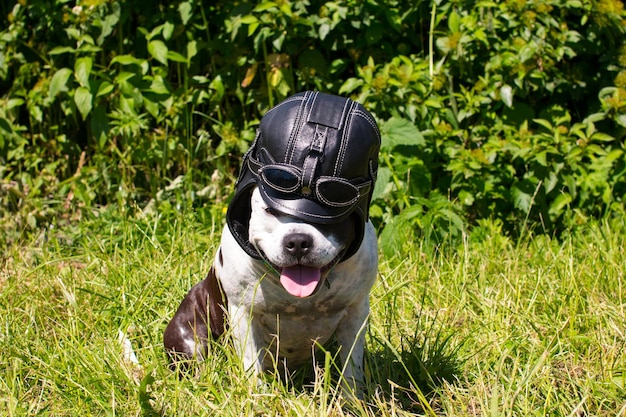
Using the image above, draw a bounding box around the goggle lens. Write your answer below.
[261,167,300,193]
[255,162,370,207]
[316,178,359,206]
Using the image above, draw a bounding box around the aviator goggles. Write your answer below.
[248,157,371,208]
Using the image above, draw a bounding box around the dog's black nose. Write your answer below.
[284,233,313,259]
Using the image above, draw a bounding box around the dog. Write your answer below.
[164,91,380,396]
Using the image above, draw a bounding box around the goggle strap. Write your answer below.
[302,154,318,191]
[247,156,264,176]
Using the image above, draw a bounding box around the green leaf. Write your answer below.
[162,22,174,40]
[240,15,258,24]
[272,32,285,50]
[27,100,42,122]
[534,151,548,167]
[424,98,443,108]
[166,51,188,64]
[533,118,553,131]
[146,24,163,41]
[459,190,475,206]
[583,111,608,124]
[148,75,170,95]
[436,37,452,54]
[253,2,277,12]
[511,181,537,213]
[77,44,101,54]
[319,23,330,41]
[586,144,606,156]
[379,207,422,257]
[549,193,572,216]
[590,132,615,142]
[148,40,168,66]
[338,78,363,95]
[209,75,225,100]
[143,96,159,118]
[448,10,461,33]
[500,84,513,108]
[605,149,624,163]
[74,57,92,89]
[48,68,73,99]
[97,2,120,45]
[186,40,198,62]
[115,71,135,84]
[96,81,114,97]
[279,2,292,16]
[248,21,260,36]
[74,86,93,120]
[112,55,144,66]
[7,98,24,109]
[179,2,192,24]
[0,117,12,138]
[519,44,535,63]
[616,114,626,127]
[371,166,391,202]
[49,46,75,55]
[380,117,425,150]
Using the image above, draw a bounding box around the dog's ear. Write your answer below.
[227,187,262,259]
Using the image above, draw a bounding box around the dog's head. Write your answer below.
[248,187,355,298]
[227,91,380,264]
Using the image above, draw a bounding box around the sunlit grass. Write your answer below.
[1,211,625,416]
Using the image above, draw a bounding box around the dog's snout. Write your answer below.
[284,233,313,259]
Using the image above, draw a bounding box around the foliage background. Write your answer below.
[1,0,626,250]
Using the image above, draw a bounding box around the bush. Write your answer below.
[1,0,625,249]
[342,0,626,251]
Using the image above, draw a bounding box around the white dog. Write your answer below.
[164,91,380,396]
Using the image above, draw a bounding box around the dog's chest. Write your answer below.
[222,263,365,366]
[253,287,352,365]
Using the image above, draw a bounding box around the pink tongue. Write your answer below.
[280,265,322,298]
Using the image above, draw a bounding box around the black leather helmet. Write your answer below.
[226,91,380,260]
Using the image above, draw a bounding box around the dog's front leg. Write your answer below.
[163,266,227,365]
[163,278,211,363]
[334,298,370,398]
[228,305,264,376]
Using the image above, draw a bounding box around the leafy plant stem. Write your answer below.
[199,5,216,76]
[383,153,411,208]
[429,0,436,84]
[519,180,544,241]
[262,41,274,108]
[18,40,52,67]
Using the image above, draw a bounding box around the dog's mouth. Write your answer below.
[261,252,343,298]
[279,265,322,298]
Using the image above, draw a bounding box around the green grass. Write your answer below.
[1,210,625,416]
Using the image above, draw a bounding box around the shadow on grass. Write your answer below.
[365,323,467,413]
[281,322,466,413]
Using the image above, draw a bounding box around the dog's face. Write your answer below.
[248,188,355,298]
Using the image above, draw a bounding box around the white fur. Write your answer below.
[248,189,343,269]
[216,188,378,394]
